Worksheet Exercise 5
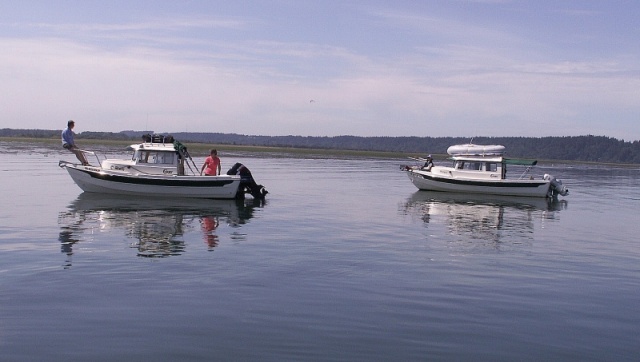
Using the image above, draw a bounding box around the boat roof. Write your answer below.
[504,158,538,166]
[127,142,177,152]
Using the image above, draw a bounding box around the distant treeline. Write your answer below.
[2,128,640,164]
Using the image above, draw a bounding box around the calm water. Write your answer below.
[1,141,639,361]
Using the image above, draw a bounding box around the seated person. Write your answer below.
[61,120,89,165]
[422,155,434,171]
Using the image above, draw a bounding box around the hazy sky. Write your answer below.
[1,0,638,140]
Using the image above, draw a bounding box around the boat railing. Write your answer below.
[77,149,103,165]
[517,166,533,180]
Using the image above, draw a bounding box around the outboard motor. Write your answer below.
[227,163,268,199]
[544,174,569,197]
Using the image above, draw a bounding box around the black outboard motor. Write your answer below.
[227,163,268,199]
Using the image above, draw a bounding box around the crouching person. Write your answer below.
[227,163,268,199]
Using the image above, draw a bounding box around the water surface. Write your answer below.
[1,142,639,361]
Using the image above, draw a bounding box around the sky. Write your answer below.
[1,0,638,140]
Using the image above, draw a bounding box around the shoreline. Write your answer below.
[0,136,407,160]
[2,136,638,167]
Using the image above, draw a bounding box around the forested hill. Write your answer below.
[173,133,640,163]
[2,128,640,164]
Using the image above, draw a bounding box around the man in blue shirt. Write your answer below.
[61,120,89,165]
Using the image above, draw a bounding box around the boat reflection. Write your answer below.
[58,193,264,264]
[400,191,567,243]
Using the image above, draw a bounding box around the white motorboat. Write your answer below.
[59,135,267,199]
[402,143,569,198]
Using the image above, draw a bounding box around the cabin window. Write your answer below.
[141,152,175,165]
[156,152,174,164]
[458,162,481,170]
[485,163,497,172]
[138,151,150,163]
[453,161,496,171]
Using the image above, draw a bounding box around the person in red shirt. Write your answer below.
[200,149,221,176]
[201,215,219,248]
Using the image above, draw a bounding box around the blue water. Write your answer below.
[1,142,639,361]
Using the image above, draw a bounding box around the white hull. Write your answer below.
[64,164,241,199]
[407,169,551,197]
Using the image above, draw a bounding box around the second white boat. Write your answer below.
[402,144,568,198]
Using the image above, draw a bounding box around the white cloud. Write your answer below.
[1,7,639,140]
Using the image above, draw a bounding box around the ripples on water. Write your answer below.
[0,142,639,361]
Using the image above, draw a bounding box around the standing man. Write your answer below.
[200,149,221,176]
[61,120,89,165]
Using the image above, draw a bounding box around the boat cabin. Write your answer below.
[445,156,505,180]
[100,138,188,176]
[453,159,500,172]
[135,146,178,166]
[443,155,537,181]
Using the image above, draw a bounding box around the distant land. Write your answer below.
[2,128,640,164]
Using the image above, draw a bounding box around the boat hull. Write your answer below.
[407,170,551,197]
[64,164,241,199]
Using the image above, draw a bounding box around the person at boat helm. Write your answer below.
[200,149,222,176]
[61,120,89,166]
[422,155,434,171]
